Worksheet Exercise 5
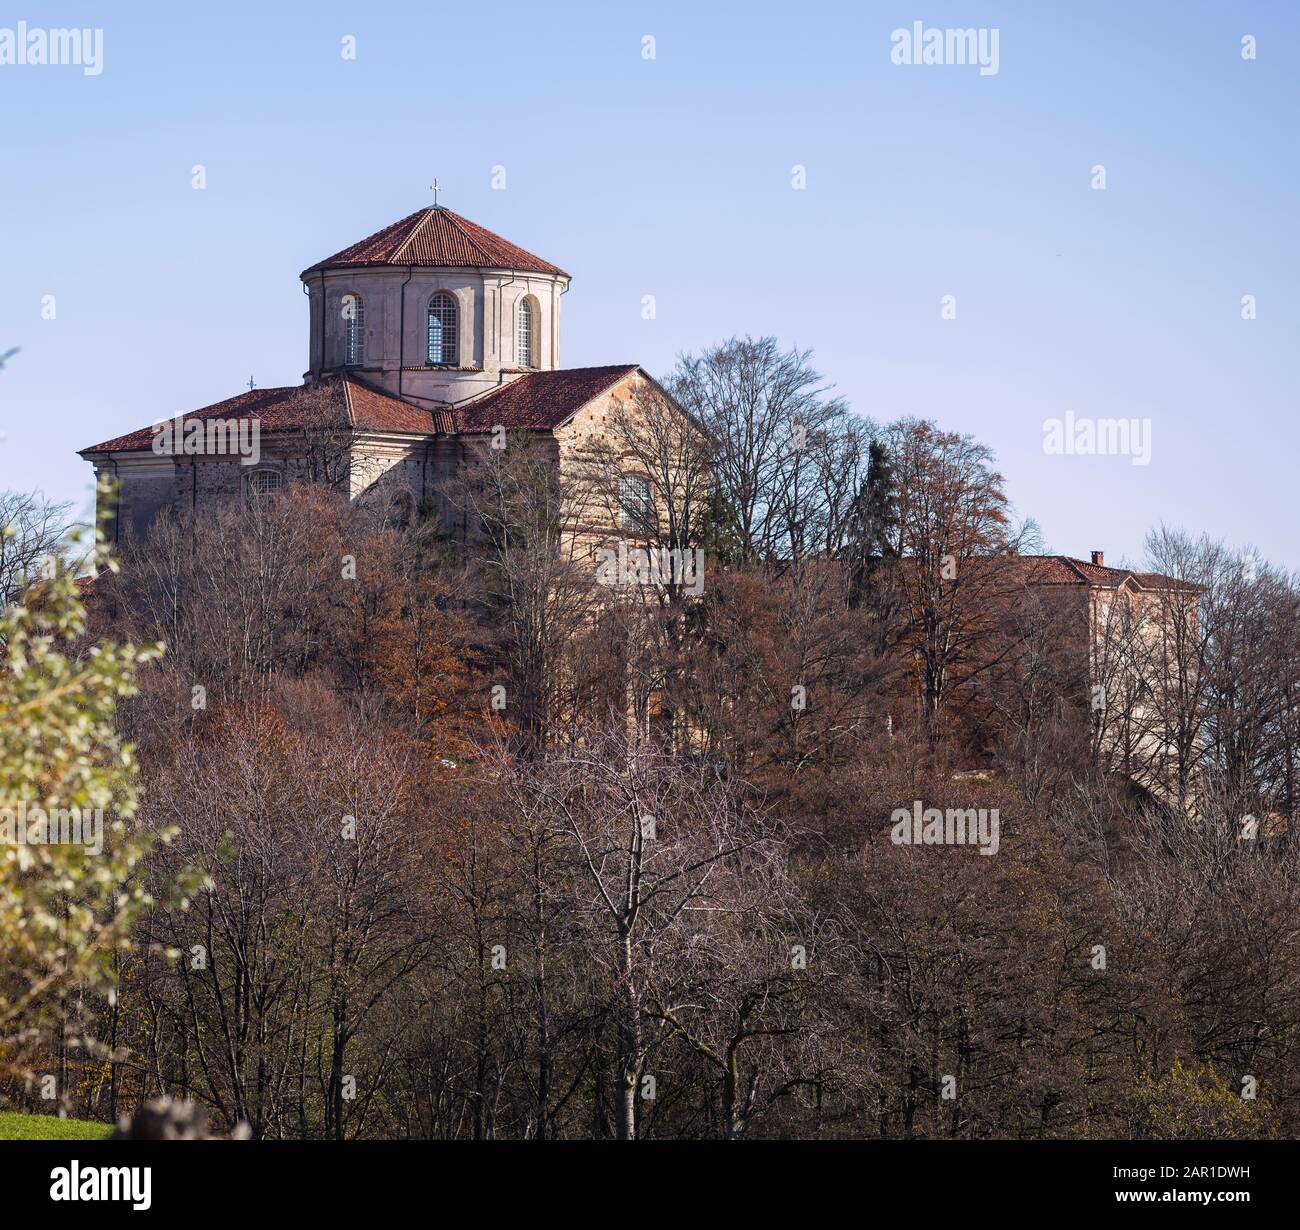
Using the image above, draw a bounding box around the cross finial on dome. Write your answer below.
[430,179,441,208]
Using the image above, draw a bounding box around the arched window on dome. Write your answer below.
[516,295,538,368]
[427,293,458,366]
[341,293,364,366]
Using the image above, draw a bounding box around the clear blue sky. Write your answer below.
[1,0,1296,567]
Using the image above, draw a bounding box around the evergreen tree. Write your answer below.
[846,437,898,605]
[700,486,745,569]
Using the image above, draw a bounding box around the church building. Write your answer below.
[79,203,666,543]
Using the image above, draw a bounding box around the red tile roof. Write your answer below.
[343,378,454,433]
[80,376,444,454]
[302,207,568,278]
[454,365,639,432]
[991,555,1198,592]
[79,367,638,455]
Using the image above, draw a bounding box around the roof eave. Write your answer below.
[300,262,570,281]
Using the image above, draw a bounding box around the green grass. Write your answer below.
[0,1110,113,1141]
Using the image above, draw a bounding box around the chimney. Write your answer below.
[1090,550,1104,567]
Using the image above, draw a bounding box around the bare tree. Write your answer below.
[516,729,768,1139]
[446,435,600,754]
[667,337,847,564]
[282,385,355,490]
[0,489,76,611]
[885,418,1022,728]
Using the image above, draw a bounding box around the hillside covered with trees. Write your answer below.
[4,339,1299,1141]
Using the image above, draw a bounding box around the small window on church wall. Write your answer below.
[517,297,536,367]
[620,474,653,532]
[342,293,364,366]
[247,469,282,499]
[428,294,458,366]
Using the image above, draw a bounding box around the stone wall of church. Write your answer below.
[102,461,181,548]
[95,419,601,558]
[348,433,463,538]
[94,450,339,547]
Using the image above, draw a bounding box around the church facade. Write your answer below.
[79,205,666,544]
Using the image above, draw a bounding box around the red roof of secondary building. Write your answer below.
[992,555,1198,593]
[79,375,447,455]
[454,365,639,432]
[301,207,569,278]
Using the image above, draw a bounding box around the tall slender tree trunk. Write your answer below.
[616,931,640,1141]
